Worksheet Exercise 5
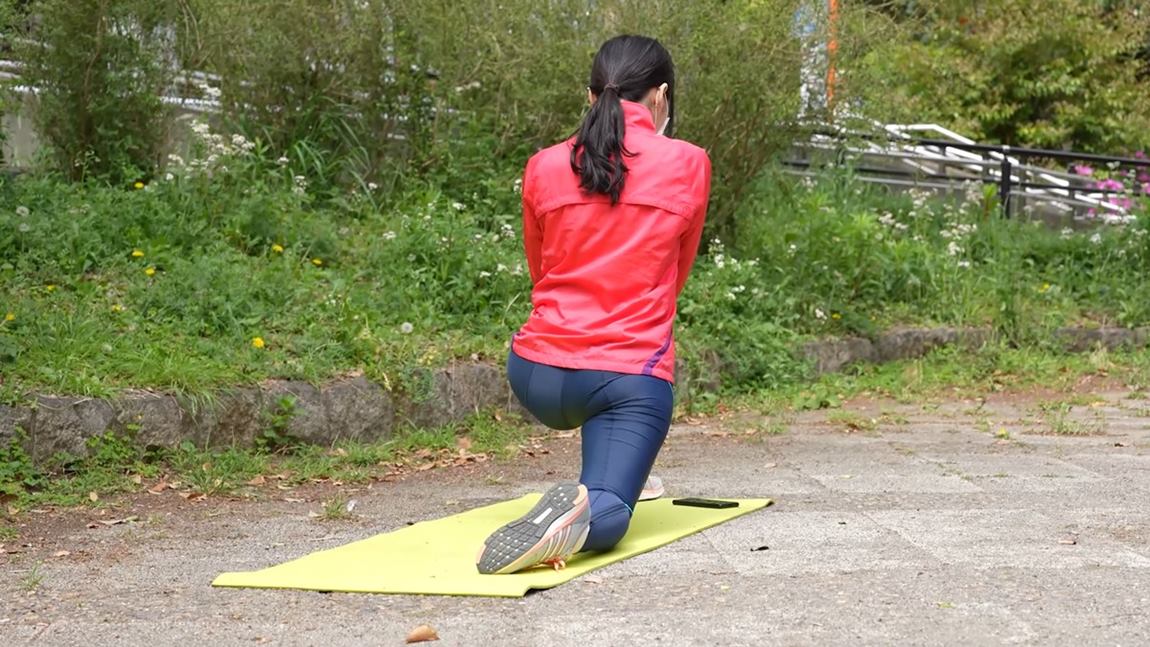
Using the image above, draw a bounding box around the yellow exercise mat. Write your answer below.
[213,495,772,597]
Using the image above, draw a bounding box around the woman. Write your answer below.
[477,34,711,575]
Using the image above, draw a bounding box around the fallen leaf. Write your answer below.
[456,436,472,451]
[148,481,170,494]
[179,492,207,502]
[416,462,436,472]
[88,491,99,503]
[405,625,439,643]
[53,550,71,558]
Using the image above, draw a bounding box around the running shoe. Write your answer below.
[476,482,590,574]
[638,474,665,501]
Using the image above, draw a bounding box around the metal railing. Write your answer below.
[789,121,1150,224]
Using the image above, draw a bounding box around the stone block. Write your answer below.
[31,396,115,460]
[321,376,395,444]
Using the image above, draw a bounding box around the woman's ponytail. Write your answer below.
[571,83,630,204]
[569,36,675,205]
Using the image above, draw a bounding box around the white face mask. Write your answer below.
[656,112,670,137]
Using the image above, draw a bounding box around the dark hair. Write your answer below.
[570,35,675,204]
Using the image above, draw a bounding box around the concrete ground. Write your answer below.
[3,388,1150,646]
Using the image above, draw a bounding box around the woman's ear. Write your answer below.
[587,87,596,106]
[658,83,669,108]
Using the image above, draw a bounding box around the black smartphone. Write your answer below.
[672,497,739,509]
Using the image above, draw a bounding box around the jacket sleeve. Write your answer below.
[675,152,712,295]
[521,158,544,285]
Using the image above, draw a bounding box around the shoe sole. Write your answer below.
[477,482,588,575]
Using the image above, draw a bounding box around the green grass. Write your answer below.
[3,153,1150,404]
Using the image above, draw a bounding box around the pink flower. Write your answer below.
[1075,165,1094,176]
[1135,151,1146,159]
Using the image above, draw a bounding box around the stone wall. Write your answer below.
[3,326,1147,460]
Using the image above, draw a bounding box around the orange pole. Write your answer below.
[826,0,839,108]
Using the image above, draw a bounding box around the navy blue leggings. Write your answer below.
[507,349,673,552]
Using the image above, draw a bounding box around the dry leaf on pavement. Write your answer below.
[405,625,439,643]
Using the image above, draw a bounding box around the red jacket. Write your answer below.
[512,100,712,383]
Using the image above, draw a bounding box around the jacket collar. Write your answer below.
[621,100,656,132]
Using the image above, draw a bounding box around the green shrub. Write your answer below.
[855,0,1150,151]
[12,0,186,182]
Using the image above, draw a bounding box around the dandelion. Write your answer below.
[111,304,124,313]
[1039,283,1051,293]
[4,312,13,322]
[15,206,29,217]
[45,284,56,293]
[132,249,145,258]
[251,337,266,349]
[399,322,414,334]
[133,181,145,190]
[144,267,156,276]
[312,258,324,266]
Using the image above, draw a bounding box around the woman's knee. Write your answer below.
[583,489,633,552]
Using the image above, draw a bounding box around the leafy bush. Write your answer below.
[11,0,186,181]
[855,0,1150,151]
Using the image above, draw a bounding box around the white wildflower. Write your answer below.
[399,322,414,334]
[957,260,971,269]
[815,308,827,321]
[15,206,29,218]
[367,182,379,191]
[383,231,397,240]
[1090,232,1102,245]
[277,156,290,166]
[452,202,466,211]
[478,271,492,278]
[1060,227,1074,240]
